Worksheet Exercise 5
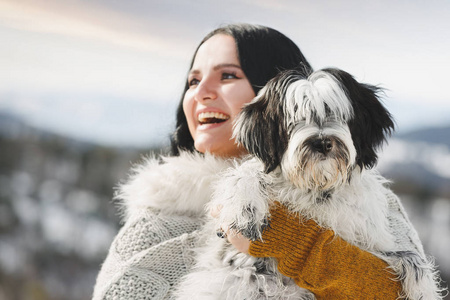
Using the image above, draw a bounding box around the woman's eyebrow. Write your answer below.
[213,63,242,70]
[189,63,242,75]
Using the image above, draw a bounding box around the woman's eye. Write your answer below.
[222,72,239,80]
[189,78,200,86]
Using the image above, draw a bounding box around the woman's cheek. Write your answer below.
[182,93,197,139]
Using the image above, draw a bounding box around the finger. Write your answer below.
[226,230,251,254]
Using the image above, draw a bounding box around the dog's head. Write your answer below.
[233,68,394,192]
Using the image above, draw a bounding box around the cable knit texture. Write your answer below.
[92,208,203,300]
[249,202,402,299]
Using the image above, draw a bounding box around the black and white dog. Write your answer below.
[173,68,442,299]
[214,67,397,246]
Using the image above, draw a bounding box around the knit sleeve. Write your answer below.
[92,208,203,300]
[249,202,402,299]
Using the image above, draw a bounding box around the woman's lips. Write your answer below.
[198,112,230,125]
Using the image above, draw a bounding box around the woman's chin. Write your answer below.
[195,142,247,158]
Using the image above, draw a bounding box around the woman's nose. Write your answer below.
[194,79,218,102]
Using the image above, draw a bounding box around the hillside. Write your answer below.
[395,125,450,148]
[0,112,165,300]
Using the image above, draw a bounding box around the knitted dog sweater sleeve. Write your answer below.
[249,202,402,299]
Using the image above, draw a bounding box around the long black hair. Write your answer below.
[170,23,313,155]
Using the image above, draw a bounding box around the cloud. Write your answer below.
[0,0,193,58]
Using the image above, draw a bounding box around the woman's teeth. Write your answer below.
[198,112,230,124]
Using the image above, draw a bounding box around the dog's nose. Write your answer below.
[312,138,333,154]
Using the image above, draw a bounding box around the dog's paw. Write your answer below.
[233,210,270,241]
[227,205,270,241]
[209,158,273,240]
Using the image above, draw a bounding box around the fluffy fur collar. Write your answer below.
[114,151,236,221]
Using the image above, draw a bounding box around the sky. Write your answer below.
[0,0,449,148]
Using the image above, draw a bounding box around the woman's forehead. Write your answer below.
[192,34,240,70]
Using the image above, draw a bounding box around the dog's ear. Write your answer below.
[234,71,305,173]
[233,86,288,173]
[324,68,395,169]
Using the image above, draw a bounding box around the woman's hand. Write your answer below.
[210,205,251,254]
[225,229,251,254]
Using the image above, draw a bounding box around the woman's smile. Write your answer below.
[197,111,230,125]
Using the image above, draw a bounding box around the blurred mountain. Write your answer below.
[396,125,450,148]
[378,126,450,199]
[0,111,166,300]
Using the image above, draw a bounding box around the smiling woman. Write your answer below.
[183,34,255,157]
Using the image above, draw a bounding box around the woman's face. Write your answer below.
[183,34,256,157]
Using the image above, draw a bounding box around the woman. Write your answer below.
[93,24,443,299]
